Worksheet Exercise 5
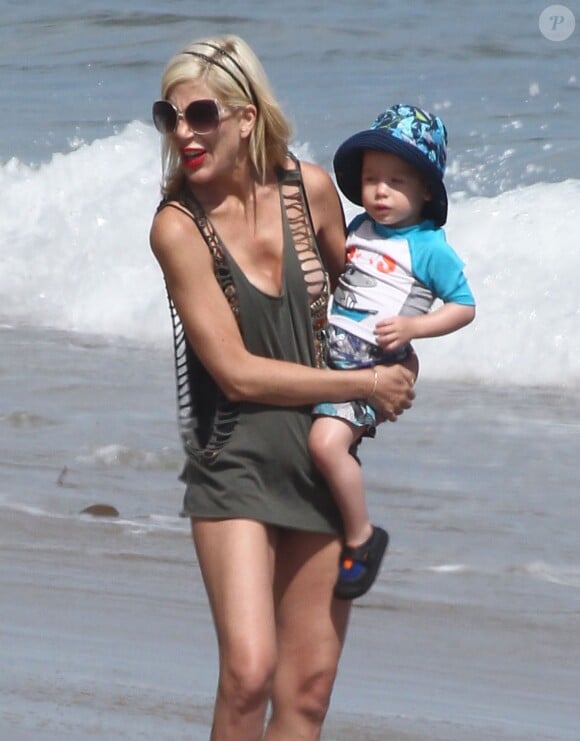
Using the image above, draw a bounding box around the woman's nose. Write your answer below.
[175,112,194,135]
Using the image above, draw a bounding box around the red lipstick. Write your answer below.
[181,148,206,170]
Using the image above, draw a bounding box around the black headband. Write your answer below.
[182,46,259,108]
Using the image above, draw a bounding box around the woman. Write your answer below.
[149,35,416,740]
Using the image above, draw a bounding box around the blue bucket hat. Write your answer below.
[333,104,449,226]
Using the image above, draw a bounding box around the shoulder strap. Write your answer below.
[277,154,330,369]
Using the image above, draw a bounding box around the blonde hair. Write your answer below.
[157,35,292,198]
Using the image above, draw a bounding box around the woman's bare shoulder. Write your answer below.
[149,201,214,284]
[296,159,337,197]
[150,202,199,256]
[293,159,344,228]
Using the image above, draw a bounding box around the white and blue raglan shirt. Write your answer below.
[329,214,475,349]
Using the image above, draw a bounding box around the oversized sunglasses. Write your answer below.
[152,98,224,135]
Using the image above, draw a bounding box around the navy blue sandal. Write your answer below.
[333,526,389,600]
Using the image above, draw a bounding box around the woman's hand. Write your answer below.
[370,350,419,422]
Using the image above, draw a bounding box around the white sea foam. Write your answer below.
[0,501,187,535]
[427,564,468,574]
[76,443,180,470]
[1,124,579,387]
[526,561,580,589]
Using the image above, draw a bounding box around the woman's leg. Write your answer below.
[191,517,278,741]
[309,416,371,546]
[265,529,351,740]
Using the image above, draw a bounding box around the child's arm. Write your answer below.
[374,303,475,352]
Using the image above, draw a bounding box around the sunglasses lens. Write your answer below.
[184,100,220,134]
[152,101,176,133]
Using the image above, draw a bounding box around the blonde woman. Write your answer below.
[150,35,416,740]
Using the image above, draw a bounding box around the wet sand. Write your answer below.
[2,507,578,740]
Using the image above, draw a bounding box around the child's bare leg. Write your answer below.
[309,415,389,601]
[309,416,371,546]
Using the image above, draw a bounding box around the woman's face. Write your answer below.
[166,79,249,186]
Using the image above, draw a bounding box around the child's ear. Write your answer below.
[423,182,433,202]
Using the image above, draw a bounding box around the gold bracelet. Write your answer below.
[368,366,379,400]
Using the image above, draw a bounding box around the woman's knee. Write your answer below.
[272,662,337,729]
[298,664,337,723]
[220,646,277,714]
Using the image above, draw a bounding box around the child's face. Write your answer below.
[361,150,432,228]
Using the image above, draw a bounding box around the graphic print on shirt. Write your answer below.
[330,222,431,343]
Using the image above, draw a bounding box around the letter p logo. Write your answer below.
[539,5,575,40]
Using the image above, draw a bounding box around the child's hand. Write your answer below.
[374,316,415,351]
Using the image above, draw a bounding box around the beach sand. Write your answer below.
[1,326,578,739]
[2,506,578,741]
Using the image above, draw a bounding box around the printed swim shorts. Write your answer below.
[312,325,409,433]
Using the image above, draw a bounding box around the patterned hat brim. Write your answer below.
[333,129,448,226]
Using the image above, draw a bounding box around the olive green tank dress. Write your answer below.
[160,159,342,534]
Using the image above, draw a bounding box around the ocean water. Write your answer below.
[1,2,579,739]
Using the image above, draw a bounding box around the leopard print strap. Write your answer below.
[277,153,330,368]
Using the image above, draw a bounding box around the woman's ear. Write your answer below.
[239,104,257,139]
